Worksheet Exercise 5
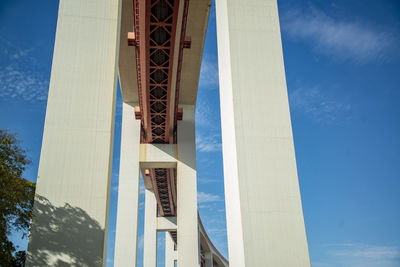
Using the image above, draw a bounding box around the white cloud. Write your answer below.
[139,183,145,195]
[199,212,228,258]
[195,101,213,128]
[199,55,219,88]
[317,243,400,267]
[289,86,352,123]
[0,65,49,102]
[198,204,214,210]
[281,7,396,63]
[197,191,223,203]
[332,243,400,260]
[198,177,222,184]
[137,234,144,249]
[196,133,222,152]
[157,234,165,249]
[0,36,49,102]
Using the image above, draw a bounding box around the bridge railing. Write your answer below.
[198,214,229,267]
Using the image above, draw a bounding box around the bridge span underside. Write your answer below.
[26,0,310,266]
[117,0,228,266]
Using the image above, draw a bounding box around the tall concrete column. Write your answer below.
[165,233,176,267]
[177,105,200,266]
[114,102,140,266]
[26,0,121,266]
[215,0,310,266]
[143,189,158,267]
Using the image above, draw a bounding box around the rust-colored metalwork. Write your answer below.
[134,0,180,144]
[132,2,190,244]
[149,168,176,216]
[148,0,180,143]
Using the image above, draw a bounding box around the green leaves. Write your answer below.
[0,130,35,266]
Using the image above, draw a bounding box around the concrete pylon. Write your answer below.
[215,0,311,266]
[177,105,200,267]
[143,189,158,267]
[25,0,121,266]
[114,102,141,266]
[165,233,177,267]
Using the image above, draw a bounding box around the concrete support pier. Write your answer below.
[114,102,141,266]
[215,0,311,266]
[143,189,158,267]
[177,105,200,267]
[26,0,121,266]
[165,233,177,267]
[25,0,310,264]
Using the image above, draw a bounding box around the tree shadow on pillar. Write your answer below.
[26,195,104,267]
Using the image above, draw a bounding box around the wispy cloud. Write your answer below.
[198,177,223,184]
[333,243,400,260]
[111,171,119,192]
[289,86,352,123]
[139,183,145,195]
[199,54,219,88]
[137,234,144,249]
[139,201,144,211]
[157,234,165,249]
[195,101,213,128]
[0,36,49,102]
[315,243,400,267]
[196,133,222,152]
[112,185,119,193]
[281,7,396,63]
[197,191,223,203]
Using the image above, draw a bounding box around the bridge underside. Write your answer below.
[118,0,227,265]
[26,0,310,266]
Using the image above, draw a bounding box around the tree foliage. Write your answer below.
[0,130,35,266]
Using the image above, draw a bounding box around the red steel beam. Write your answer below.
[132,0,190,223]
[134,0,181,144]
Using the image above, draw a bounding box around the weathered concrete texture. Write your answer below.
[114,102,141,266]
[26,0,121,266]
[216,0,311,266]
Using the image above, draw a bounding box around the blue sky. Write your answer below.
[1,0,400,266]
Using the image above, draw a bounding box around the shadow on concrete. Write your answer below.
[26,195,104,267]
